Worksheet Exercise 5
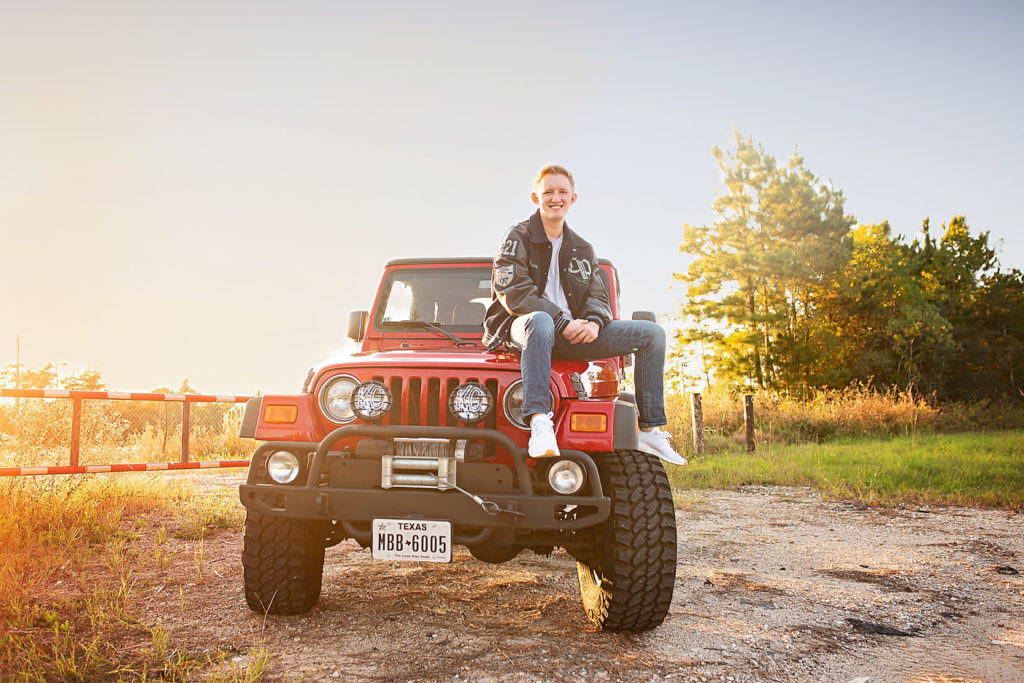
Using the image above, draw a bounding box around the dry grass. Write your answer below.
[0,475,262,681]
[665,384,1024,456]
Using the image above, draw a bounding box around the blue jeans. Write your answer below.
[507,312,668,428]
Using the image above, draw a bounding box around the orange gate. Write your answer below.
[0,388,252,476]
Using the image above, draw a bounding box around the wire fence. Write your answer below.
[0,390,255,474]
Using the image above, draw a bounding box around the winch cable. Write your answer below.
[451,484,524,517]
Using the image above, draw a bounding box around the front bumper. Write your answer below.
[239,424,611,534]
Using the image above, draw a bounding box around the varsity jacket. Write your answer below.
[483,211,612,351]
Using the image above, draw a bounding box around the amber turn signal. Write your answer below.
[570,413,607,432]
[264,404,299,424]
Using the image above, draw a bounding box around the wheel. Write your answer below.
[576,450,677,631]
[242,511,327,614]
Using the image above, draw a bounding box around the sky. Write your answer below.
[1,0,1022,395]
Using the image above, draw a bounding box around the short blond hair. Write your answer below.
[534,164,575,191]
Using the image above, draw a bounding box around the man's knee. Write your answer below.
[636,320,665,348]
[649,320,666,344]
[523,311,556,342]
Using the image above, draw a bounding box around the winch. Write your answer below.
[380,437,466,490]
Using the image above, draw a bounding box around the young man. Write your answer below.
[483,165,686,466]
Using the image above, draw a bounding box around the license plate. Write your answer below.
[371,519,452,562]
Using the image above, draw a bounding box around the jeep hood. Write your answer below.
[309,349,592,393]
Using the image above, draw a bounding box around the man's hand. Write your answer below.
[562,319,599,344]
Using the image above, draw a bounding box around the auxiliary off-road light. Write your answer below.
[352,380,393,421]
[548,459,585,495]
[448,381,493,423]
[502,380,555,430]
[319,374,359,423]
[267,451,300,484]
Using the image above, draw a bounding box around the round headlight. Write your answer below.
[548,459,585,495]
[352,380,393,421]
[502,380,555,430]
[319,375,359,423]
[267,450,301,484]
[448,381,493,423]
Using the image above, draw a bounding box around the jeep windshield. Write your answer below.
[375,267,492,334]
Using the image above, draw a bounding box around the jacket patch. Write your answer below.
[567,257,592,285]
[496,265,514,287]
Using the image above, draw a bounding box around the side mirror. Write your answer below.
[632,311,657,322]
[348,310,369,342]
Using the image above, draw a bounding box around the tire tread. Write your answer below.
[242,512,326,615]
[577,450,676,631]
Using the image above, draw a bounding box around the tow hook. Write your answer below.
[315,493,329,515]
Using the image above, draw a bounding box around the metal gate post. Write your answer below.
[70,397,82,467]
[181,401,191,463]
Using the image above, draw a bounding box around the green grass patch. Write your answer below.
[667,430,1024,509]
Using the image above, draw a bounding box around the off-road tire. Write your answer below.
[242,511,326,614]
[577,449,677,631]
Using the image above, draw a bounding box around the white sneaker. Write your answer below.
[529,412,560,458]
[637,427,687,466]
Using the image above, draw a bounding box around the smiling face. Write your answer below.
[531,172,577,224]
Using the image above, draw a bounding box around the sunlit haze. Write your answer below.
[2,1,1021,394]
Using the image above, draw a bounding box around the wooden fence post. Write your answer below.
[744,394,755,453]
[690,392,704,457]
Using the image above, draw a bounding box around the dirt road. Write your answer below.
[145,480,1024,681]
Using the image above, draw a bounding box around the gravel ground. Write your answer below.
[143,476,1024,682]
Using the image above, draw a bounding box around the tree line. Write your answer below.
[0,364,226,451]
[676,132,1024,401]
[0,362,198,396]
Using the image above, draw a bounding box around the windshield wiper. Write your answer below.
[395,320,478,347]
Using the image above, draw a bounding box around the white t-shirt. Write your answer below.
[544,234,571,316]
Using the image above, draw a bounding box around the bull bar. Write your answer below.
[238,424,612,531]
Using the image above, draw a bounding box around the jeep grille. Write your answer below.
[364,375,501,430]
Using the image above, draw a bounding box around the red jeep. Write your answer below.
[238,257,677,631]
